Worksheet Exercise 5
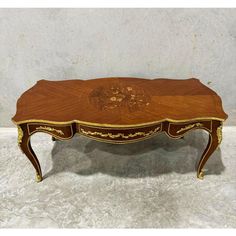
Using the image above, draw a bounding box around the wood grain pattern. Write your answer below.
[12,77,228,182]
[12,77,227,125]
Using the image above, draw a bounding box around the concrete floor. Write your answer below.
[0,127,236,228]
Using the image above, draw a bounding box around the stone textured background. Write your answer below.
[0,9,235,126]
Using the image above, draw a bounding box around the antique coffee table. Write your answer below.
[12,77,228,182]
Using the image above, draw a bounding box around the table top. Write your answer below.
[12,77,228,126]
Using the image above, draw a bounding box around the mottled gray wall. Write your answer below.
[0,9,235,127]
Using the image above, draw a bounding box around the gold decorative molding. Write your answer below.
[36,126,64,135]
[12,117,226,127]
[176,122,203,133]
[80,127,160,139]
[217,122,223,144]
[17,125,23,146]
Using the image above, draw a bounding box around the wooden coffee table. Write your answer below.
[12,77,228,182]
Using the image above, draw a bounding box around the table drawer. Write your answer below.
[79,123,162,143]
[168,120,212,137]
[27,123,73,139]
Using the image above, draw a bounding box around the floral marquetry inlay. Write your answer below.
[89,84,151,112]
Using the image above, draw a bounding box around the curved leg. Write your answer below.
[17,125,43,182]
[197,121,223,179]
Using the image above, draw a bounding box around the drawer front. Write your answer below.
[78,123,162,143]
[168,120,212,137]
[27,123,73,139]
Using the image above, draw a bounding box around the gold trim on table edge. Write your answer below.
[80,126,160,139]
[12,117,226,128]
[35,126,64,135]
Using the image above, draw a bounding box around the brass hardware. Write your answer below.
[176,122,203,133]
[80,132,160,144]
[36,126,64,135]
[197,171,204,180]
[27,123,74,140]
[17,126,23,147]
[217,122,223,144]
[80,127,160,139]
[36,173,42,182]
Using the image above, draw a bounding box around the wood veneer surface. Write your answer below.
[12,78,228,125]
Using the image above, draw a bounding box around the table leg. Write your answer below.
[17,125,43,182]
[197,121,223,179]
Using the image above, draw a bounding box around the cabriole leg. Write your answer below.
[197,121,223,180]
[17,125,43,182]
